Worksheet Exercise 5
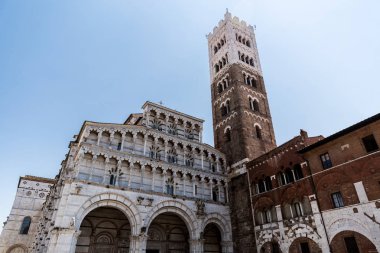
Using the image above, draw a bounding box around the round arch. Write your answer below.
[143,200,197,238]
[288,237,321,253]
[286,223,321,244]
[202,213,232,241]
[6,244,28,253]
[75,193,141,235]
[327,216,372,243]
[330,230,379,253]
[223,125,231,133]
[260,240,282,253]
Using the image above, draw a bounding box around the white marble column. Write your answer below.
[89,155,96,182]
[143,135,147,156]
[162,172,166,193]
[102,157,110,184]
[151,168,155,191]
[97,131,101,145]
[210,181,213,200]
[121,133,125,151]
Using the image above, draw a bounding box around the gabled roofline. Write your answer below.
[142,101,204,123]
[299,113,380,153]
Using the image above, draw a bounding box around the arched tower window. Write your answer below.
[251,78,257,88]
[218,83,223,93]
[255,125,262,139]
[253,100,259,112]
[249,97,260,112]
[19,216,31,234]
[224,127,231,142]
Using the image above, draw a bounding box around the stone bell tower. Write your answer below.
[207,11,276,166]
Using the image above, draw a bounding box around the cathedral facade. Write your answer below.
[1,11,380,253]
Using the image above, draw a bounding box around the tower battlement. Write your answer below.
[207,10,254,40]
[207,11,262,82]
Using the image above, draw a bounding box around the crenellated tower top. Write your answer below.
[207,10,263,82]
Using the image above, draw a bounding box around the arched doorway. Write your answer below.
[288,237,321,253]
[260,241,281,253]
[75,207,131,253]
[330,230,378,253]
[146,212,189,253]
[204,223,222,253]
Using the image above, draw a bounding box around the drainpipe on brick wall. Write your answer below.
[246,168,258,251]
[306,160,333,253]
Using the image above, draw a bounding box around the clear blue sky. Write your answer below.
[1,0,379,232]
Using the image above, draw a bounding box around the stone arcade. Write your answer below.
[1,11,380,253]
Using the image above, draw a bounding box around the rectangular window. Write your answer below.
[320,152,333,169]
[362,134,379,153]
[331,192,344,208]
[117,142,122,151]
[194,185,198,195]
[344,237,360,253]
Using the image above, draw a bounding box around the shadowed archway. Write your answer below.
[75,207,131,253]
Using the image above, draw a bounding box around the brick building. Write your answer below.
[300,113,380,253]
[245,115,380,253]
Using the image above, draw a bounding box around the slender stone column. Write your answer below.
[121,133,125,151]
[89,155,96,181]
[183,174,186,196]
[201,152,204,169]
[162,172,166,193]
[115,161,121,187]
[218,182,222,202]
[132,134,136,154]
[151,168,155,191]
[110,132,115,147]
[164,140,168,161]
[225,182,229,203]
[143,135,147,156]
[128,164,132,187]
[102,157,110,184]
[210,181,213,200]
[140,165,145,190]
[97,131,101,145]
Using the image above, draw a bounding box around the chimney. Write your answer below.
[300,129,308,139]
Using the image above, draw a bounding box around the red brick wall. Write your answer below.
[211,64,276,165]
[228,174,257,253]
